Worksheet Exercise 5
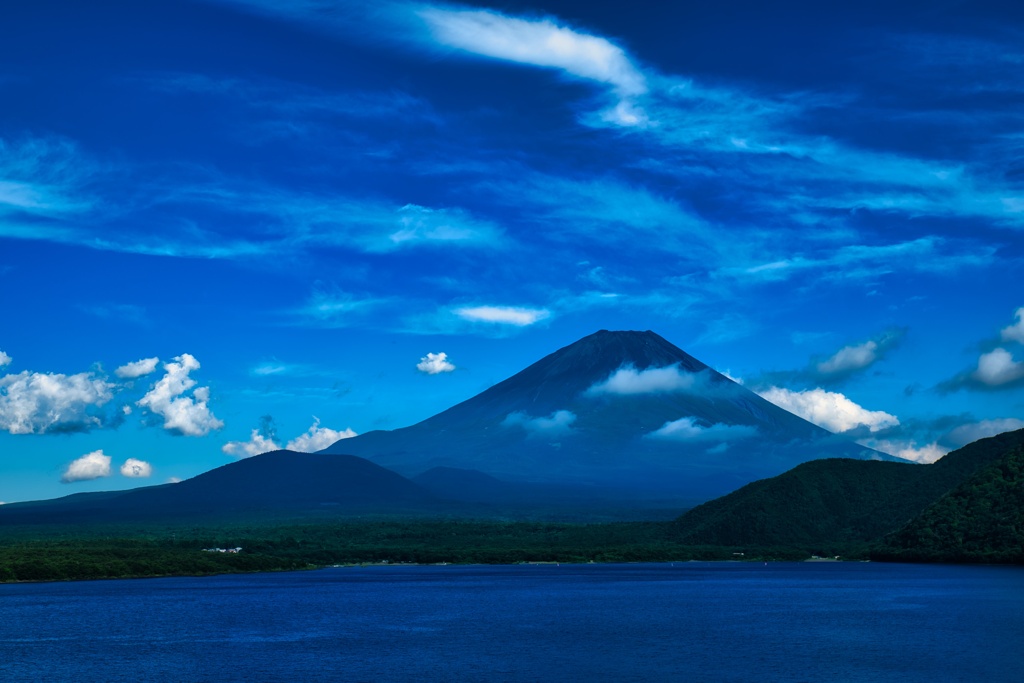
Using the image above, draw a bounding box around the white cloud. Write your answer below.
[646,417,757,442]
[418,7,647,97]
[1000,307,1024,344]
[115,357,160,379]
[222,429,280,458]
[0,370,115,434]
[588,364,698,395]
[720,237,992,285]
[120,458,153,478]
[455,305,550,326]
[972,348,1024,387]
[61,450,112,483]
[946,418,1024,447]
[167,476,182,484]
[817,340,879,376]
[0,350,10,367]
[137,354,224,436]
[417,352,456,374]
[861,439,948,464]
[757,387,899,433]
[812,329,904,380]
[284,417,357,452]
[503,409,577,436]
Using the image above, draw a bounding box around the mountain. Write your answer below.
[323,330,889,503]
[671,429,1024,550]
[411,467,524,504]
[0,451,440,525]
[874,431,1024,563]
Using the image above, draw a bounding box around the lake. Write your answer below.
[1,562,1022,681]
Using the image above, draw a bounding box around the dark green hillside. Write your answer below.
[874,440,1024,563]
[0,451,442,526]
[671,429,1024,550]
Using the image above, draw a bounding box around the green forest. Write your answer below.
[4,430,1023,583]
[873,443,1024,563]
[0,519,816,583]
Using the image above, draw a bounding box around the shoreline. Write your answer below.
[2,556,874,585]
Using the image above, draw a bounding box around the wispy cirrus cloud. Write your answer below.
[417,6,648,126]
[589,72,1024,236]
[386,204,505,251]
[289,286,390,329]
[0,137,99,218]
[455,305,550,326]
[146,181,509,257]
[206,0,1024,244]
[717,237,995,285]
[1,131,508,263]
[418,7,645,96]
[249,360,321,378]
[78,303,150,326]
[476,171,711,257]
[146,72,439,124]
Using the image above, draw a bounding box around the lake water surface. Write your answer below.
[1,562,1022,682]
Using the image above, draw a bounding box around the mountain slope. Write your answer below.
[874,433,1024,563]
[671,429,1024,549]
[324,330,887,502]
[0,451,440,525]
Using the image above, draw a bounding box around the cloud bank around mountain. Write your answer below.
[588,364,700,395]
[757,386,899,433]
[503,409,576,436]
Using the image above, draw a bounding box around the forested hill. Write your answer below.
[873,439,1024,564]
[670,429,1024,550]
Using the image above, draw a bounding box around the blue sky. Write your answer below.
[2,0,1023,501]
